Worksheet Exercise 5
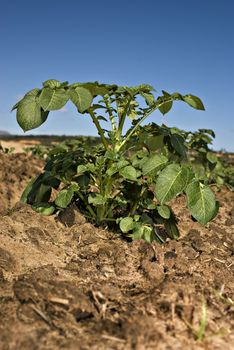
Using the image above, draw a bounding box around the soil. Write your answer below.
[0,150,234,350]
[0,153,44,214]
[0,139,42,154]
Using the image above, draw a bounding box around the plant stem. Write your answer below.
[85,214,116,222]
[96,175,113,222]
[77,190,97,219]
[118,98,173,152]
[89,110,109,150]
[129,187,146,216]
[103,96,116,132]
[116,96,132,141]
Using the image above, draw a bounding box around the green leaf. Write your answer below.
[146,135,165,151]
[117,160,131,169]
[104,150,118,160]
[158,96,173,115]
[170,134,187,158]
[119,165,138,181]
[157,205,171,219]
[106,160,129,176]
[61,81,69,87]
[70,82,112,97]
[206,152,218,164]
[69,87,93,113]
[119,217,134,233]
[55,186,76,208]
[128,110,138,120]
[76,174,90,189]
[97,116,108,122]
[20,172,56,204]
[216,176,224,185]
[77,164,88,173]
[141,213,154,225]
[11,101,20,111]
[88,193,106,206]
[165,218,180,239]
[32,203,55,215]
[142,226,155,243]
[155,164,190,203]
[171,92,183,101]
[42,79,61,88]
[16,93,49,131]
[43,176,60,189]
[21,176,38,203]
[142,154,168,175]
[183,95,205,110]
[12,89,41,111]
[138,84,155,93]
[186,181,217,224]
[25,88,41,97]
[140,92,155,106]
[34,183,52,203]
[131,223,144,239]
[106,165,120,177]
[199,128,215,138]
[39,87,68,111]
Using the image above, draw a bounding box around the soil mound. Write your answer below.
[0,191,233,349]
[0,153,233,349]
[0,153,43,213]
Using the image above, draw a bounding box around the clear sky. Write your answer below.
[0,0,233,151]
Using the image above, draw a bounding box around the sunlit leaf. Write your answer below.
[32,202,56,215]
[55,186,76,208]
[70,82,115,97]
[119,165,138,181]
[186,181,217,224]
[42,79,62,88]
[39,87,68,111]
[16,91,49,131]
[69,86,93,113]
[88,193,106,206]
[183,95,205,110]
[155,164,190,203]
[119,217,134,233]
[106,160,129,176]
[142,154,168,175]
[140,92,155,106]
[157,205,171,219]
[158,96,173,115]
[206,152,218,164]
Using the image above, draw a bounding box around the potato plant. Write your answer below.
[141,124,234,190]
[177,128,234,189]
[13,80,218,242]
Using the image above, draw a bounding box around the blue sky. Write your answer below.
[0,0,233,151]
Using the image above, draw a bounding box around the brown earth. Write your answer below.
[0,153,44,214]
[0,139,42,153]
[0,152,234,350]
